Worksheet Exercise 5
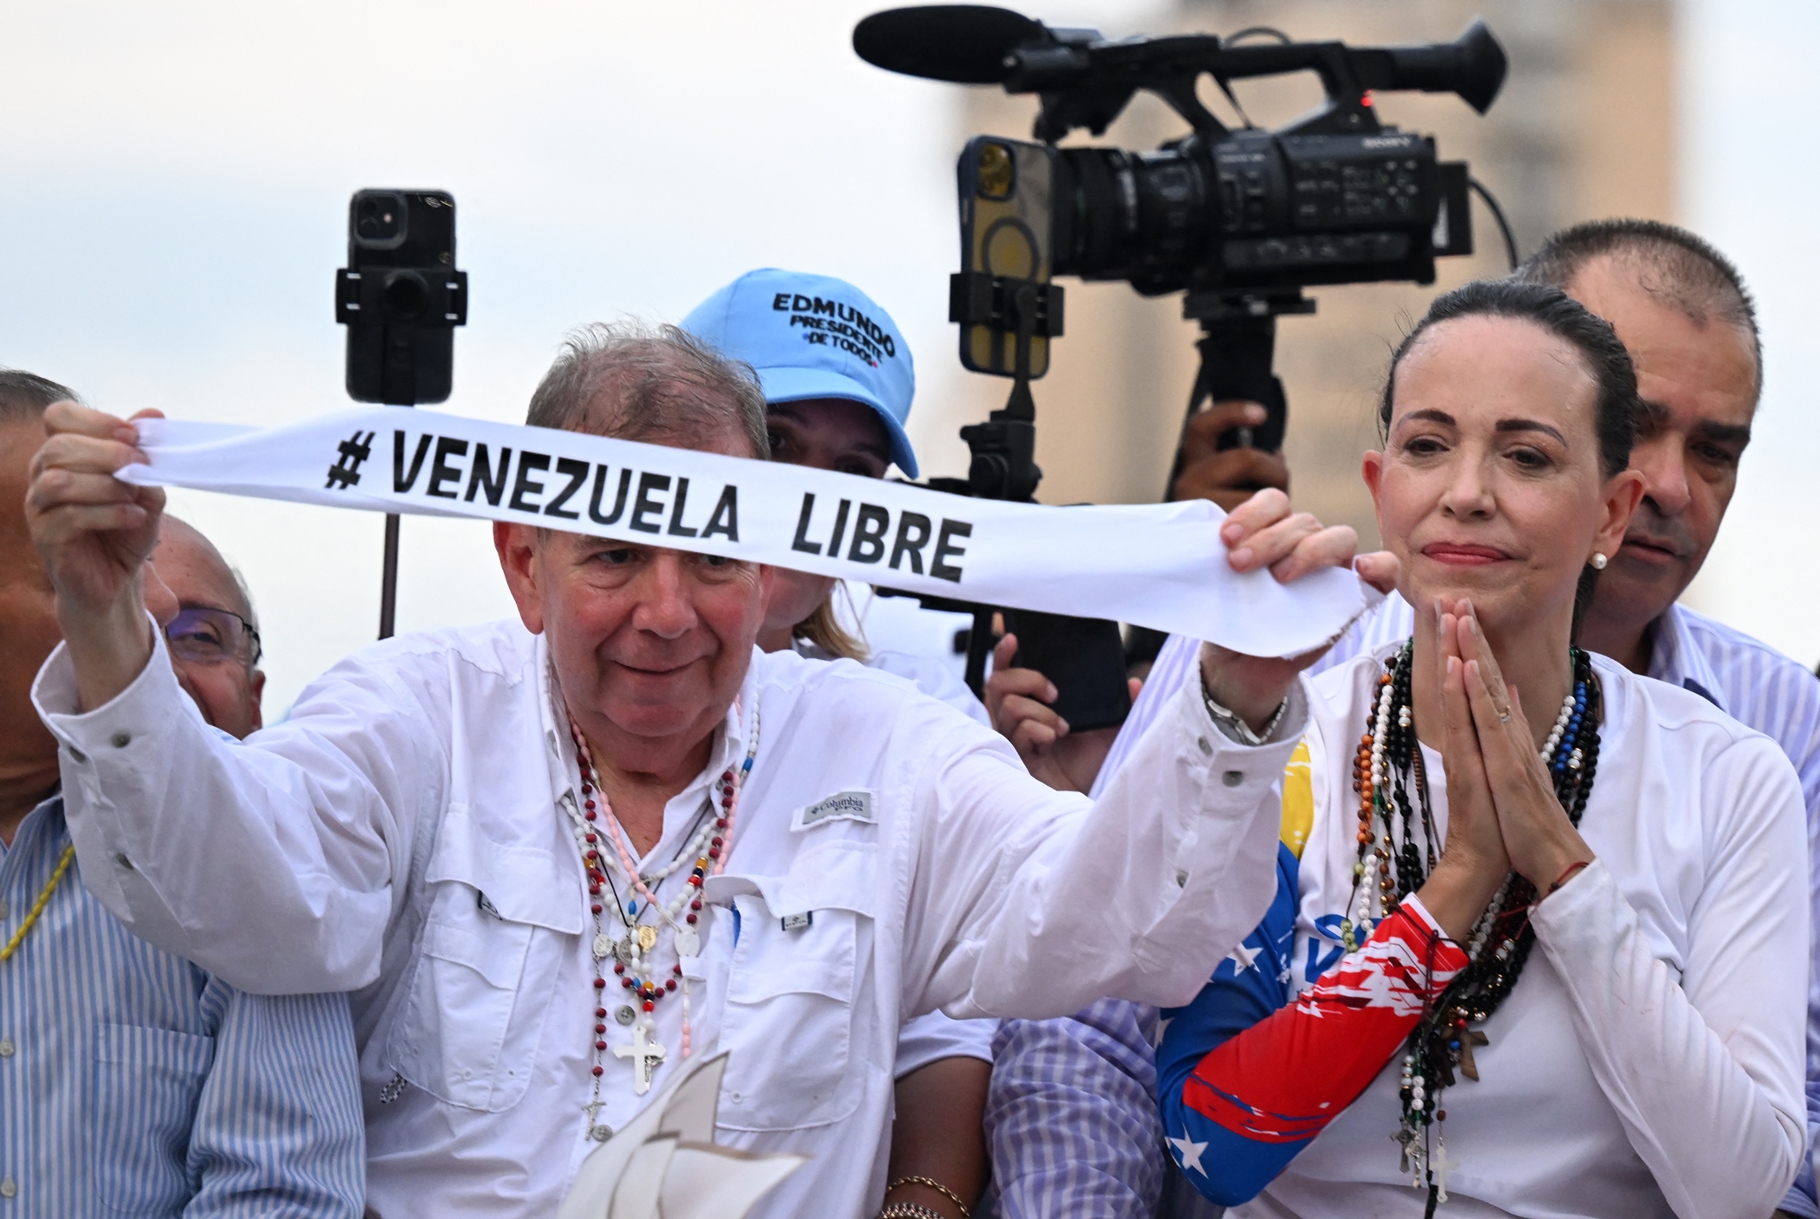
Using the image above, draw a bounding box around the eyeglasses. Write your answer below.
[165,606,263,667]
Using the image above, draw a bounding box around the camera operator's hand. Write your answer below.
[1171,400,1291,512]
[25,401,167,712]
[986,634,1141,793]
[1198,488,1360,734]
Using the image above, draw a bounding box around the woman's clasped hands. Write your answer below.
[1421,596,1597,942]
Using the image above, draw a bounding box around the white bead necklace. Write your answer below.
[1348,679,1576,945]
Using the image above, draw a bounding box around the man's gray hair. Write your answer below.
[0,368,79,427]
[525,321,769,459]
[1516,218,1761,399]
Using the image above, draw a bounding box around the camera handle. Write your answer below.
[1168,290,1316,499]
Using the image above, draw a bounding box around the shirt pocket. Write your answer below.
[386,811,578,1113]
[92,1022,215,1214]
[716,844,875,1132]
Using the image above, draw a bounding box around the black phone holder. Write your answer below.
[938,272,1056,694]
[885,271,1130,735]
[335,266,469,408]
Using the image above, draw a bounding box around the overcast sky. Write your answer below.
[3,0,1814,714]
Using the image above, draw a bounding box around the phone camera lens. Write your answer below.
[354,193,405,244]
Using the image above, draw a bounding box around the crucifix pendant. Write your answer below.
[1457,1030,1490,1082]
[1430,1136,1455,1203]
[583,1099,613,1142]
[614,1022,667,1095]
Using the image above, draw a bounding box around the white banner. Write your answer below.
[120,407,1378,658]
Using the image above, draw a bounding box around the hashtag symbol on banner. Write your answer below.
[325,430,376,489]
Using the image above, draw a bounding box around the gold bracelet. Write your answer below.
[878,1205,948,1219]
[886,1176,970,1218]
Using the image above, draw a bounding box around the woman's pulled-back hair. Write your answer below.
[1378,279,1639,479]
[1377,279,1642,639]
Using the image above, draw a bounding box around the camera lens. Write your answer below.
[1053,143,1224,293]
[353,192,405,245]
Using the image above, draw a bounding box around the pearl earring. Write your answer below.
[1590,552,1608,570]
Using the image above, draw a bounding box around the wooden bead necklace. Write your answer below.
[564,708,759,1130]
[1347,642,1600,1213]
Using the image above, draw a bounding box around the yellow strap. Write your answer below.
[0,844,76,962]
[1279,738,1314,859]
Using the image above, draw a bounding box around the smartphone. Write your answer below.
[1003,608,1132,733]
[957,136,1054,378]
[336,189,467,405]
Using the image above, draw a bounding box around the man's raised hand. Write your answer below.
[1171,400,1291,512]
[25,401,167,709]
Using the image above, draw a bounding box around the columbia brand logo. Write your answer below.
[792,789,877,830]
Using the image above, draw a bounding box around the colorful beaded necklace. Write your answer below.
[564,708,759,1132]
[1347,641,1600,1213]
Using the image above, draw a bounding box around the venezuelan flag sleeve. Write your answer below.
[1157,841,1467,1202]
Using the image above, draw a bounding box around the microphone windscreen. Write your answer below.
[853,5,1041,83]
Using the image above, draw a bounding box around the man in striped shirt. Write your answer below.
[984,220,1820,1217]
[0,371,366,1218]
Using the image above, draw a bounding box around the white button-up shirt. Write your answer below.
[35,618,1294,1219]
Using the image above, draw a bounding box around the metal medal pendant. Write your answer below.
[592,932,615,961]
[613,937,635,965]
[675,924,700,957]
[590,1123,613,1142]
[637,925,658,952]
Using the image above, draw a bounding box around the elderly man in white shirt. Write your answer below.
[22,322,1368,1219]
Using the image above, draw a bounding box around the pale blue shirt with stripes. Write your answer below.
[0,796,365,1219]
[987,597,1820,1218]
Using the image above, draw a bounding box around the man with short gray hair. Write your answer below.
[25,323,1359,1218]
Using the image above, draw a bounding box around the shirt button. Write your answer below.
[0,1178,15,1198]
[1221,770,1244,787]
[729,1091,744,1104]
[1175,869,1189,888]
[67,747,88,764]
[110,731,132,749]
[0,1039,13,1057]
[1196,736,1212,756]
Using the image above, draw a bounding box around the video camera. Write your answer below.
[855,7,1510,719]
[858,5,1508,450]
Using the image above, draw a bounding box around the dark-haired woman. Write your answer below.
[1156,280,1807,1217]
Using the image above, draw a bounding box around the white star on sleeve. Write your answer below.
[1168,1133,1209,1175]
[1225,940,1262,972]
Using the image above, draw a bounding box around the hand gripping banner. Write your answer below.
[119,407,1380,658]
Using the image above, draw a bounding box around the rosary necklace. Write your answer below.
[563,708,759,1133]
[1347,641,1600,1214]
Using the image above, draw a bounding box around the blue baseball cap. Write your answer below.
[682,268,919,478]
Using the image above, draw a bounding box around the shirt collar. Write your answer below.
[1645,603,1725,712]
[534,637,759,824]
[1,792,67,865]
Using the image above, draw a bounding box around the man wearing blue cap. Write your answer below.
[686,270,994,1219]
